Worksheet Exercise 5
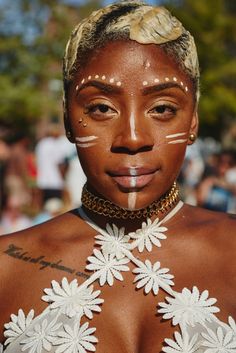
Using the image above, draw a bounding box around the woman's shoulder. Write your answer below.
[0,209,90,262]
[180,204,236,255]
[182,203,236,229]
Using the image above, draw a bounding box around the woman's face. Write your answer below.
[67,40,198,210]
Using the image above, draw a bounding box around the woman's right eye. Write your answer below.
[84,103,118,120]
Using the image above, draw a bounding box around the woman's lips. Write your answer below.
[109,167,157,188]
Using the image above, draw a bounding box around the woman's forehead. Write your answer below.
[74,40,191,85]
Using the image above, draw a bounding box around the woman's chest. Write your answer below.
[2,268,236,353]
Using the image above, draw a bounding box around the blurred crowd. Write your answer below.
[0,123,236,235]
[0,123,86,235]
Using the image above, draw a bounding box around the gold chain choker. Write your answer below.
[81,183,179,219]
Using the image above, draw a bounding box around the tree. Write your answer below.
[164,0,236,139]
[0,0,102,137]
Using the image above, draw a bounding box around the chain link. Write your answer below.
[81,183,179,219]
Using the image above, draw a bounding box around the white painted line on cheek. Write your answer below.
[166,132,187,139]
[76,142,97,148]
[128,192,137,210]
[130,112,137,140]
[167,139,188,144]
[75,136,98,142]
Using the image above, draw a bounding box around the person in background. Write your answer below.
[197,150,236,212]
[0,3,236,353]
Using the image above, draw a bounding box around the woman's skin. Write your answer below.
[0,41,236,353]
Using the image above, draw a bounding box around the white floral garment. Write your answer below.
[3,202,236,353]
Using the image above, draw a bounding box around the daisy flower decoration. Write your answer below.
[4,309,35,345]
[202,326,236,353]
[163,331,199,353]
[129,217,167,252]
[86,248,130,286]
[133,260,174,295]
[54,321,98,353]
[20,318,61,353]
[158,286,220,327]
[94,223,130,259]
[42,277,104,319]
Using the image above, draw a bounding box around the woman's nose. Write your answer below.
[111,111,154,154]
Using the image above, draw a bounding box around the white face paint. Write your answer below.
[75,136,98,148]
[129,168,137,188]
[75,136,98,142]
[167,139,188,145]
[128,192,137,210]
[166,132,188,145]
[76,142,97,148]
[129,112,137,141]
[166,132,187,139]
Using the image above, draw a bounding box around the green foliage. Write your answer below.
[0,0,102,136]
[164,0,236,138]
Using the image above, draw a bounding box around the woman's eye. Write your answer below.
[148,104,178,120]
[84,103,117,120]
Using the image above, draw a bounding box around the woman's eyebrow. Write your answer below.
[142,82,186,95]
[76,80,121,94]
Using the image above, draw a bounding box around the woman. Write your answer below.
[0,2,236,352]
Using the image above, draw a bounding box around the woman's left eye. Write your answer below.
[148,104,178,120]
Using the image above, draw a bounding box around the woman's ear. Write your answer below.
[63,99,75,143]
[188,110,199,145]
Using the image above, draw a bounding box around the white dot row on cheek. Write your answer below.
[142,76,188,92]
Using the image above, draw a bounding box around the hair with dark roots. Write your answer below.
[63,1,200,102]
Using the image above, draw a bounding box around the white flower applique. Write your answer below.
[162,331,199,353]
[158,286,220,327]
[0,343,3,353]
[86,249,129,286]
[129,217,167,252]
[20,318,61,353]
[4,309,34,345]
[94,223,130,259]
[133,260,174,295]
[42,277,104,319]
[202,326,236,353]
[54,321,98,353]
[223,316,236,336]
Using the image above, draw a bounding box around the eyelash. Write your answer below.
[148,104,178,120]
[83,102,178,121]
[84,103,117,120]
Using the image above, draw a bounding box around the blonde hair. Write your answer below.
[63,1,200,100]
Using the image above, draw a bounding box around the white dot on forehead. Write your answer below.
[75,85,79,91]
[116,81,121,86]
[109,78,115,83]
[173,77,177,82]
[185,86,188,92]
[95,75,99,79]
[165,77,170,82]
[81,78,85,84]
[180,81,184,86]
[88,75,91,80]
[143,81,148,86]
[102,75,106,80]
[154,78,160,83]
